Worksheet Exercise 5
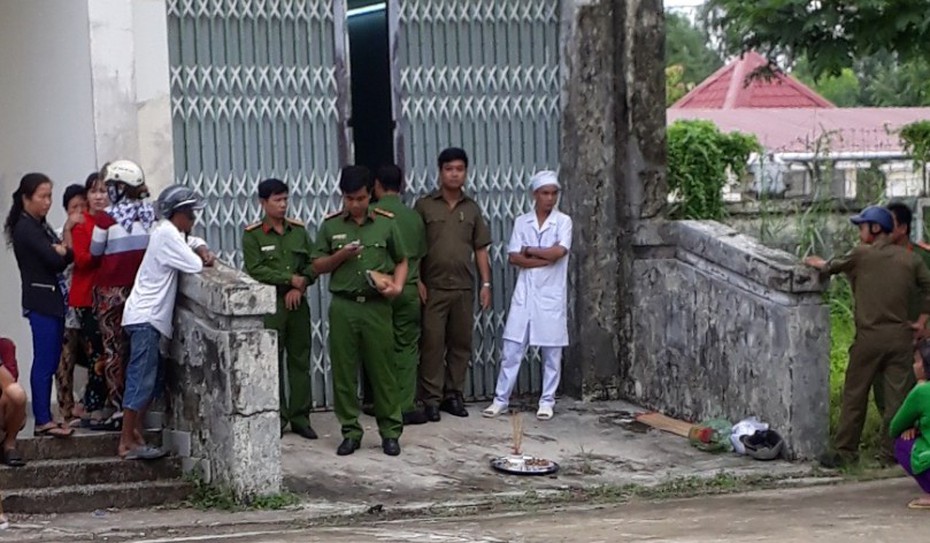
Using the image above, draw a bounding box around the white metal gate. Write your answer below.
[392,0,562,401]
[168,0,561,407]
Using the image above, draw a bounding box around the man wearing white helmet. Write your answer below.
[483,171,572,420]
[89,160,157,431]
[119,184,214,459]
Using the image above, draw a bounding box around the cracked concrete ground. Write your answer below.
[281,399,814,505]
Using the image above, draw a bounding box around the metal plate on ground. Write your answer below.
[490,455,559,476]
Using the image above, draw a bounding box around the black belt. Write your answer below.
[333,291,381,303]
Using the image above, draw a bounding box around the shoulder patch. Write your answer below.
[245,221,263,232]
[324,210,344,221]
[373,208,395,219]
[285,217,305,227]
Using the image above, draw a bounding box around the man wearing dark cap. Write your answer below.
[805,205,930,467]
[243,179,317,440]
[311,165,408,456]
[415,148,492,421]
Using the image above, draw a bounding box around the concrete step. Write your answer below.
[16,430,161,461]
[2,479,193,514]
[0,455,183,490]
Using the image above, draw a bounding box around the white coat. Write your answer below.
[501,209,572,347]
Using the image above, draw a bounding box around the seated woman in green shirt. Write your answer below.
[890,339,930,509]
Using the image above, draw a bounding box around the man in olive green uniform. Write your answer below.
[373,164,429,425]
[311,166,409,456]
[416,148,493,421]
[805,205,930,467]
[872,202,930,426]
[242,179,317,440]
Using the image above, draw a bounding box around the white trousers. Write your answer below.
[493,330,563,408]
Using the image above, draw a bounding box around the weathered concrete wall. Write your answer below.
[631,221,830,459]
[164,263,281,498]
[561,0,666,399]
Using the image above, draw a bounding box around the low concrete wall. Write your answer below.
[631,220,830,459]
[164,263,281,499]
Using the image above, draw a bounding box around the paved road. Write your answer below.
[123,478,927,543]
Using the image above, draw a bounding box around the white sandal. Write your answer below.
[536,405,554,420]
[482,402,507,418]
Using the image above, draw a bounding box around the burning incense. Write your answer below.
[511,411,524,455]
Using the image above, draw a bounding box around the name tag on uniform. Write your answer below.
[260,245,276,252]
[332,234,347,240]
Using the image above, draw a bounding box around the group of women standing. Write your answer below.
[3,160,156,438]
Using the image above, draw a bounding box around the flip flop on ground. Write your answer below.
[908,498,930,510]
[89,412,123,432]
[33,422,73,438]
[122,445,167,461]
[1,447,25,467]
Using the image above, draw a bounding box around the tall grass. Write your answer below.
[826,279,883,455]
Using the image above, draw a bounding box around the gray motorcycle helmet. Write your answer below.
[740,430,785,461]
[156,184,206,219]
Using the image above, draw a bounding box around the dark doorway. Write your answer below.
[347,0,394,172]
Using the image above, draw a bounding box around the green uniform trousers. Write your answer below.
[329,295,403,440]
[266,296,313,432]
[393,284,421,413]
[419,288,474,406]
[836,329,914,456]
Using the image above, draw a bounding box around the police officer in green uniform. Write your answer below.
[242,179,317,440]
[805,206,930,467]
[373,164,429,425]
[311,166,408,456]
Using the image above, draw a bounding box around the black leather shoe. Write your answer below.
[337,438,361,456]
[403,409,429,425]
[361,403,376,417]
[292,425,318,440]
[382,437,401,456]
[440,395,469,417]
[424,405,441,422]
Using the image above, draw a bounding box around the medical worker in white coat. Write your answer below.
[483,171,572,420]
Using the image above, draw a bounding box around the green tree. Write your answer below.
[793,52,930,107]
[666,65,691,106]
[792,58,861,106]
[705,0,930,79]
[666,12,723,87]
[667,120,761,220]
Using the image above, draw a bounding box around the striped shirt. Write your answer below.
[90,211,153,287]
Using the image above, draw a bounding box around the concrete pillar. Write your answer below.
[560,0,667,398]
[165,263,281,499]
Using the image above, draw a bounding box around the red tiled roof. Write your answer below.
[671,51,834,109]
[667,108,930,153]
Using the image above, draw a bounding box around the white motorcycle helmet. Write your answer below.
[102,160,145,187]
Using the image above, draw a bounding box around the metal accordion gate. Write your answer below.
[167,0,561,407]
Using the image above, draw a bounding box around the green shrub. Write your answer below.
[667,119,761,220]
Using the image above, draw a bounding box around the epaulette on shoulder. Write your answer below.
[373,207,395,219]
[324,210,343,221]
[244,221,263,232]
[285,217,305,227]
